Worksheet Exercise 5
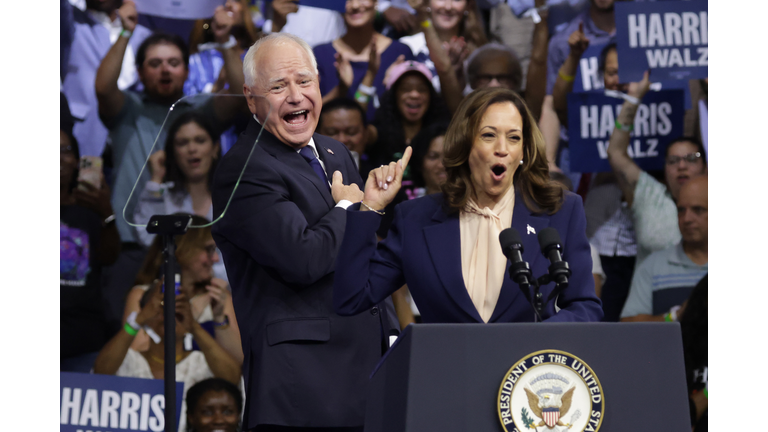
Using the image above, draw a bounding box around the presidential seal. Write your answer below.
[497,350,604,432]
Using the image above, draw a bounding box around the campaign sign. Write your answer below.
[61,372,184,432]
[265,0,346,13]
[567,89,684,172]
[615,1,708,82]
[134,0,222,19]
[571,42,609,94]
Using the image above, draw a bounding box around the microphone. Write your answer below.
[537,227,571,288]
[499,228,532,287]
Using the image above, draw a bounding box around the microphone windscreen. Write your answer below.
[537,227,562,251]
[499,228,523,251]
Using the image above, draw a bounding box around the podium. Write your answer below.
[365,323,690,432]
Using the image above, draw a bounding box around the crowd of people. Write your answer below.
[60,0,708,430]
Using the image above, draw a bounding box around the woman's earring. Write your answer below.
[519,160,524,165]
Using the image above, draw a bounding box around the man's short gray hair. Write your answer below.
[243,33,319,90]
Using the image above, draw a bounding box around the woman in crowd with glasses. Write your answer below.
[121,215,243,365]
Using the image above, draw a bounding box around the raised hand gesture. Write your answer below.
[334,52,354,90]
[212,5,235,44]
[567,23,590,59]
[148,150,166,184]
[627,70,652,100]
[363,147,412,211]
[117,0,139,32]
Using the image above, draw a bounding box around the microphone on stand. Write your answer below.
[536,227,572,301]
[499,228,542,321]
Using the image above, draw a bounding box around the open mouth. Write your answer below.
[404,102,423,115]
[491,164,507,180]
[283,109,309,125]
[677,175,689,184]
[188,157,201,168]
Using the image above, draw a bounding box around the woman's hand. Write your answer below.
[383,54,406,87]
[74,177,114,220]
[148,150,166,184]
[175,293,197,334]
[334,51,354,90]
[212,5,235,44]
[363,146,412,210]
[136,281,163,327]
[117,0,138,32]
[367,35,381,75]
[206,279,230,321]
[627,70,652,100]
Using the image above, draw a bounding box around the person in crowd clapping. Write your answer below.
[94,283,241,432]
[123,215,242,364]
[314,0,415,122]
[334,87,602,324]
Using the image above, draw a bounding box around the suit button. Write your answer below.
[370,307,379,316]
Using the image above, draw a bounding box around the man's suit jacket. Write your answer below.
[212,119,389,429]
[334,190,603,323]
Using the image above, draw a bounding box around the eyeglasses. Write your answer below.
[666,152,702,166]
[473,74,516,88]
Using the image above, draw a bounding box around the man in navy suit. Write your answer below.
[212,33,392,432]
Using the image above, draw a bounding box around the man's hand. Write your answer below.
[212,5,235,44]
[383,7,416,34]
[627,70,652,100]
[567,23,590,59]
[334,52,354,90]
[149,150,166,184]
[272,0,298,32]
[117,0,139,32]
[363,147,412,210]
[331,171,365,204]
[73,178,114,220]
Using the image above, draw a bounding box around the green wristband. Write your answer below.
[615,120,633,132]
[124,322,139,336]
[703,388,708,399]
[664,313,672,322]
[354,91,370,104]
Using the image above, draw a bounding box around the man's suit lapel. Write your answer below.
[255,124,334,208]
[423,207,484,323]
[489,190,550,321]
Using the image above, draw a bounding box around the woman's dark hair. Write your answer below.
[442,87,565,214]
[665,136,707,166]
[680,274,707,392]
[134,214,214,286]
[136,32,190,69]
[369,72,451,167]
[185,378,243,430]
[319,97,369,129]
[598,41,617,77]
[163,111,221,194]
[409,122,449,188]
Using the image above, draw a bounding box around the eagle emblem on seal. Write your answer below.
[523,373,581,430]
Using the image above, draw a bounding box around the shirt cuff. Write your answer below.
[335,199,355,210]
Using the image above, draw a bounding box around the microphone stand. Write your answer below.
[146,214,192,432]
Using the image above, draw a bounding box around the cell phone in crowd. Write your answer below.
[77,156,103,191]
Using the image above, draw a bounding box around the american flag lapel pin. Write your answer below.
[326,148,334,155]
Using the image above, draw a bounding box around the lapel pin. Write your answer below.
[326,148,334,155]
[527,224,536,235]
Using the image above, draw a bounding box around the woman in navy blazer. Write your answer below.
[334,88,603,323]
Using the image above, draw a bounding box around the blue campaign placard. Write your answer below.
[61,372,184,432]
[571,42,609,94]
[567,89,685,173]
[264,0,346,13]
[615,0,708,82]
